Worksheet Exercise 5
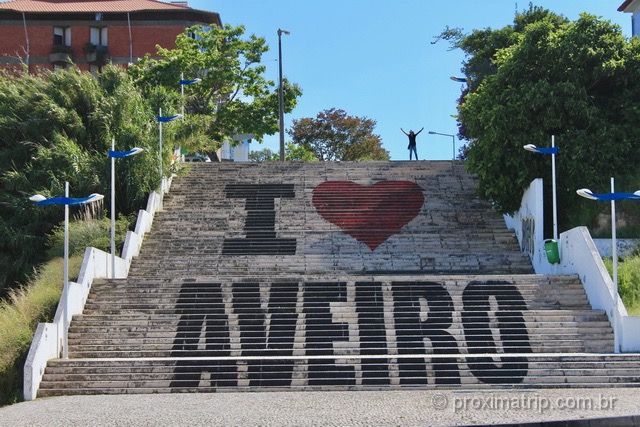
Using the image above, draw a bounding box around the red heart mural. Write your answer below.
[312,180,425,250]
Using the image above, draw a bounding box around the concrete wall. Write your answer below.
[593,238,639,259]
[23,177,171,401]
[505,178,640,352]
[503,178,548,271]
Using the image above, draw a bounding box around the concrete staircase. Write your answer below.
[129,161,533,277]
[36,161,640,396]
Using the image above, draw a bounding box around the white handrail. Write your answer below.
[23,176,173,401]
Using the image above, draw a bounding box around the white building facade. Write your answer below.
[619,0,640,35]
[216,134,251,162]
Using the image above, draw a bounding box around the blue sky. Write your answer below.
[188,1,632,161]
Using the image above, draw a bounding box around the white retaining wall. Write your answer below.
[503,178,548,272]
[23,177,171,401]
[505,179,640,353]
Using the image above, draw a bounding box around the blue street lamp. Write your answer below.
[577,180,640,353]
[108,139,143,278]
[30,183,104,358]
[180,73,201,120]
[450,76,467,83]
[428,131,456,160]
[524,136,559,240]
[156,109,183,179]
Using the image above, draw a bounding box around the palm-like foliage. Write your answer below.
[0,66,159,295]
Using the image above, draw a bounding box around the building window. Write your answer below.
[90,27,108,47]
[53,27,71,47]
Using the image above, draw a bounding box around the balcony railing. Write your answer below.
[84,43,110,65]
[49,45,73,64]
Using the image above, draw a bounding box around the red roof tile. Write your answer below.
[0,0,204,13]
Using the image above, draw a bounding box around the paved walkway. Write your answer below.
[1,388,640,426]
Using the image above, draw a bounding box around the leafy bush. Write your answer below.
[46,215,134,259]
[0,65,159,296]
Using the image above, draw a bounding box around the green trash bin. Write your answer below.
[544,239,560,264]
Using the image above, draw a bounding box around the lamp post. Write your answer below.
[108,139,143,279]
[278,28,290,162]
[576,181,640,353]
[428,131,456,160]
[179,73,201,120]
[30,184,104,358]
[450,76,467,83]
[156,109,183,181]
[524,136,559,240]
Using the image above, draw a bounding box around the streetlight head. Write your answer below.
[180,77,201,85]
[278,29,290,36]
[428,131,436,135]
[29,195,46,203]
[576,188,597,200]
[109,147,144,158]
[86,194,105,203]
[524,144,558,155]
[450,76,467,83]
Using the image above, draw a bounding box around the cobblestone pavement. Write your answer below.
[1,388,640,426]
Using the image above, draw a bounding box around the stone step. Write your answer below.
[67,328,610,341]
[80,301,593,311]
[40,374,636,391]
[84,292,589,302]
[86,284,588,294]
[42,367,640,382]
[65,339,612,352]
[36,354,640,397]
[89,274,583,285]
[67,340,612,353]
[82,288,590,299]
[75,308,605,317]
[69,321,612,333]
[83,285,588,295]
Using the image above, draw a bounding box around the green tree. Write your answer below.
[0,66,158,295]
[288,108,389,161]
[130,24,302,154]
[445,9,640,233]
[248,143,318,162]
[438,6,567,93]
[248,148,278,162]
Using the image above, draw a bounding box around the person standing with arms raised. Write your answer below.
[401,127,424,160]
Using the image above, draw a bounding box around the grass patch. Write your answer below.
[0,255,82,406]
[0,215,132,406]
[603,255,640,315]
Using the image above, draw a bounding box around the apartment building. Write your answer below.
[0,0,221,73]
